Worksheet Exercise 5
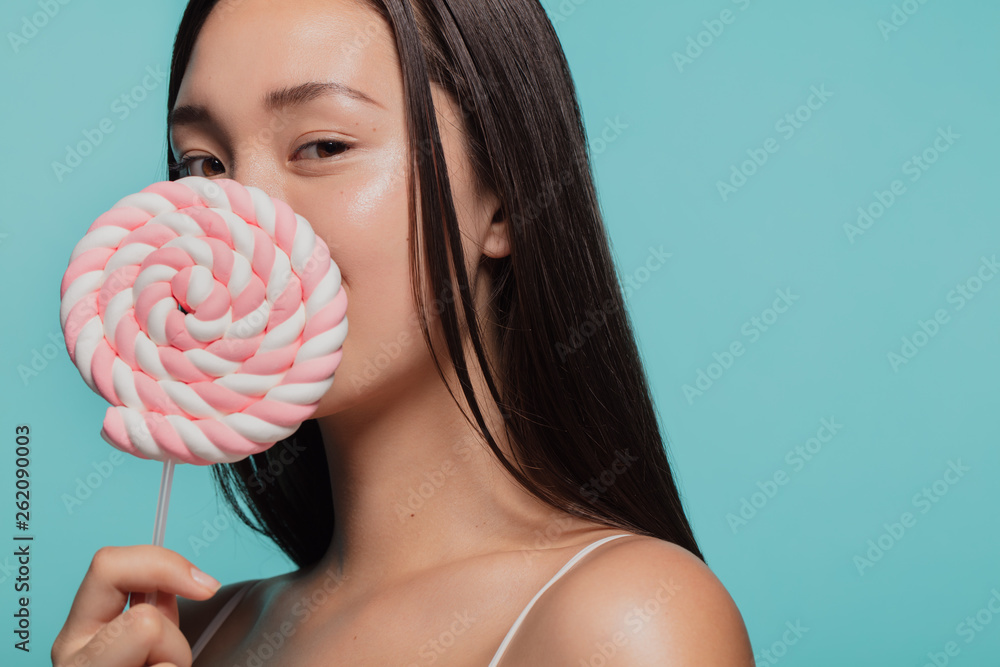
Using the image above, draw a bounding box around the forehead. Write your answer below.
[173,0,400,119]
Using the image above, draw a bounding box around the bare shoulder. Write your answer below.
[177,578,259,647]
[507,535,754,666]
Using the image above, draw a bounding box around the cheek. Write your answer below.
[289,158,433,408]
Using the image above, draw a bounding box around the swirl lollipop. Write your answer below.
[58,175,347,558]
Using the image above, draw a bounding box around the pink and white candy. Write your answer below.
[59,176,347,465]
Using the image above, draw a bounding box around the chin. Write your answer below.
[308,362,398,420]
[309,378,362,420]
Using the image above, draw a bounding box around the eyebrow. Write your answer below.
[168,80,384,135]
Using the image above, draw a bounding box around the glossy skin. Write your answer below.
[52,1,755,665]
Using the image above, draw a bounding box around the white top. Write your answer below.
[190,532,634,664]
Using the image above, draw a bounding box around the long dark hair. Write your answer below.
[166,0,704,569]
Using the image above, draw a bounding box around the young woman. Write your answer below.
[53,0,754,664]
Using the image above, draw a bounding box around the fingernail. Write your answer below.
[190,566,221,592]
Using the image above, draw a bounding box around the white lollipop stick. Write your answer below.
[152,459,175,548]
[133,459,174,610]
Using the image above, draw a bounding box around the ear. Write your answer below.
[481,205,510,259]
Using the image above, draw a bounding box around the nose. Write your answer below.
[227,152,287,204]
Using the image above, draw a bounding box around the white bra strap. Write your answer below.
[487,533,633,666]
[190,580,254,662]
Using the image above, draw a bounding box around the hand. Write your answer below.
[51,545,222,667]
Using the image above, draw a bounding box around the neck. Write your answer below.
[311,362,561,593]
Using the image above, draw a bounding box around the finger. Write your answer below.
[129,589,181,627]
[64,545,219,638]
[71,603,193,667]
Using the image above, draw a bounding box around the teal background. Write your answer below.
[1,0,998,665]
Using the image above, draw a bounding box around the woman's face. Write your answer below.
[169,0,502,416]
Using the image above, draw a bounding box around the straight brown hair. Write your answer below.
[166,0,704,569]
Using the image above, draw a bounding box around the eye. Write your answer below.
[168,154,226,178]
[294,139,350,161]
[168,140,350,178]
